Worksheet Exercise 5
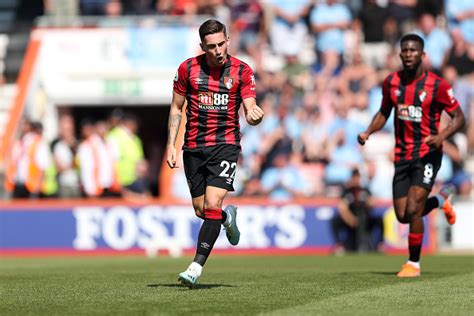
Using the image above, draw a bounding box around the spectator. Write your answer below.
[261,151,308,201]
[79,0,107,15]
[331,168,384,253]
[387,0,417,34]
[310,0,352,64]
[324,130,363,188]
[355,0,391,69]
[229,0,266,55]
[266,0,312,58]
[444,29,474,77]
[414,13,452,73]
[51,114,81,198]
[445,0,474,44]
[107,112,150,198]
[5,121,57,198]
[77,119,121,198]
[301,106,329,163]
[338,50,375,111]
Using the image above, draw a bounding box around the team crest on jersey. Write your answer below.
[224,76,234,89]
[395,89,401,96]
[418,89,427,102]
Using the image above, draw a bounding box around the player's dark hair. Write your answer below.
[400,33,424,51]
[199,19,227,41]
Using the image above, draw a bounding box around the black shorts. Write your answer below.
[183,144,240,198]
[392,150,442,199]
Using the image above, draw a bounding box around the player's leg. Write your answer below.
[191,195,205,219]
[418,152,456,224]
[392,162,411,224]
[397,185,430,277]
[206,144,241,245]
[178,150,207,287]
[178,186,229,288]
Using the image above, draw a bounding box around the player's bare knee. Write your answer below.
[395,212,409,224]
[406,206,422,222]
[204,197,224,211]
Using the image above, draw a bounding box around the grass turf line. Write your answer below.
[0,255,473,315]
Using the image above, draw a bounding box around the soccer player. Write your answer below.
[358,34,465,277]
[166,19,264,287]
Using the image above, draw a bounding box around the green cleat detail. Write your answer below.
[224,205,240,246]
[178,271,198,289]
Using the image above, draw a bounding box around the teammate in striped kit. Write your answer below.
[166,19,264,287]
[358,34,465,277]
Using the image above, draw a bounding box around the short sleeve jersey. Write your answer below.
[380,70,460,162]
[173,54,256,150]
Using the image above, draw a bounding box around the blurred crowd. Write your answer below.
[4,0,474,200]
[167,0,474,200]
[5,111,151,200]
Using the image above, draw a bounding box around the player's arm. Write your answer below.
[357,109,390,145]
[166,91,185,168]
[358,77,392,145]
[425,106,465,149]
[338,199,358,228]
[242,97,264,126]
[425,81,466,149]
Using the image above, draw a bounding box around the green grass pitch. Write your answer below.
[1,254,473,315]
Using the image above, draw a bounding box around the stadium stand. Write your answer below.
[0,0,472,203]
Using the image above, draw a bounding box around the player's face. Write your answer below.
[399,40,425,71]
[201,31,229,67]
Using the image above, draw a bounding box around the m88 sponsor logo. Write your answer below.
[198,92,229,106]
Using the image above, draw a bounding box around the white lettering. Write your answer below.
[238,206,272,248]
[102,206,138,250]
[137,206,169,250]
[275,205,306,248]
[73,207,104,250]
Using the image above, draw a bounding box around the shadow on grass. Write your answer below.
[369,271,440,276]
[147,283,235,290]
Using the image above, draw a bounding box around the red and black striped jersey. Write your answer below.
[173,54,256,150]
[381,70,460,163]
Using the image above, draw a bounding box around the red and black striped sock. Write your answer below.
[408,233,423,263]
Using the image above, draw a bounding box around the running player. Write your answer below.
[358,33,465,277]
[166,19,264,287]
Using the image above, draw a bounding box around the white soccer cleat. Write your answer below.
[223,205,240,246]
[178,262,202,289]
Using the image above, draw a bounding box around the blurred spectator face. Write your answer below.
[105,0,122,17]
[123,118,138,134]
[442,66,458,85]
[59,115,75,136]
[273,153,288,168]
[201,31,229,67]
[20,119,32,136]
[95,121,109,139]
[419,14,435,35]
[81,122,95,139]
[348,169,361,187]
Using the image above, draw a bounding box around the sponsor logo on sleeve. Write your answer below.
[447,88,455,104]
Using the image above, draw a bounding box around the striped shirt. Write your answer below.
[173,54,256,149]
[381,70,460,162]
